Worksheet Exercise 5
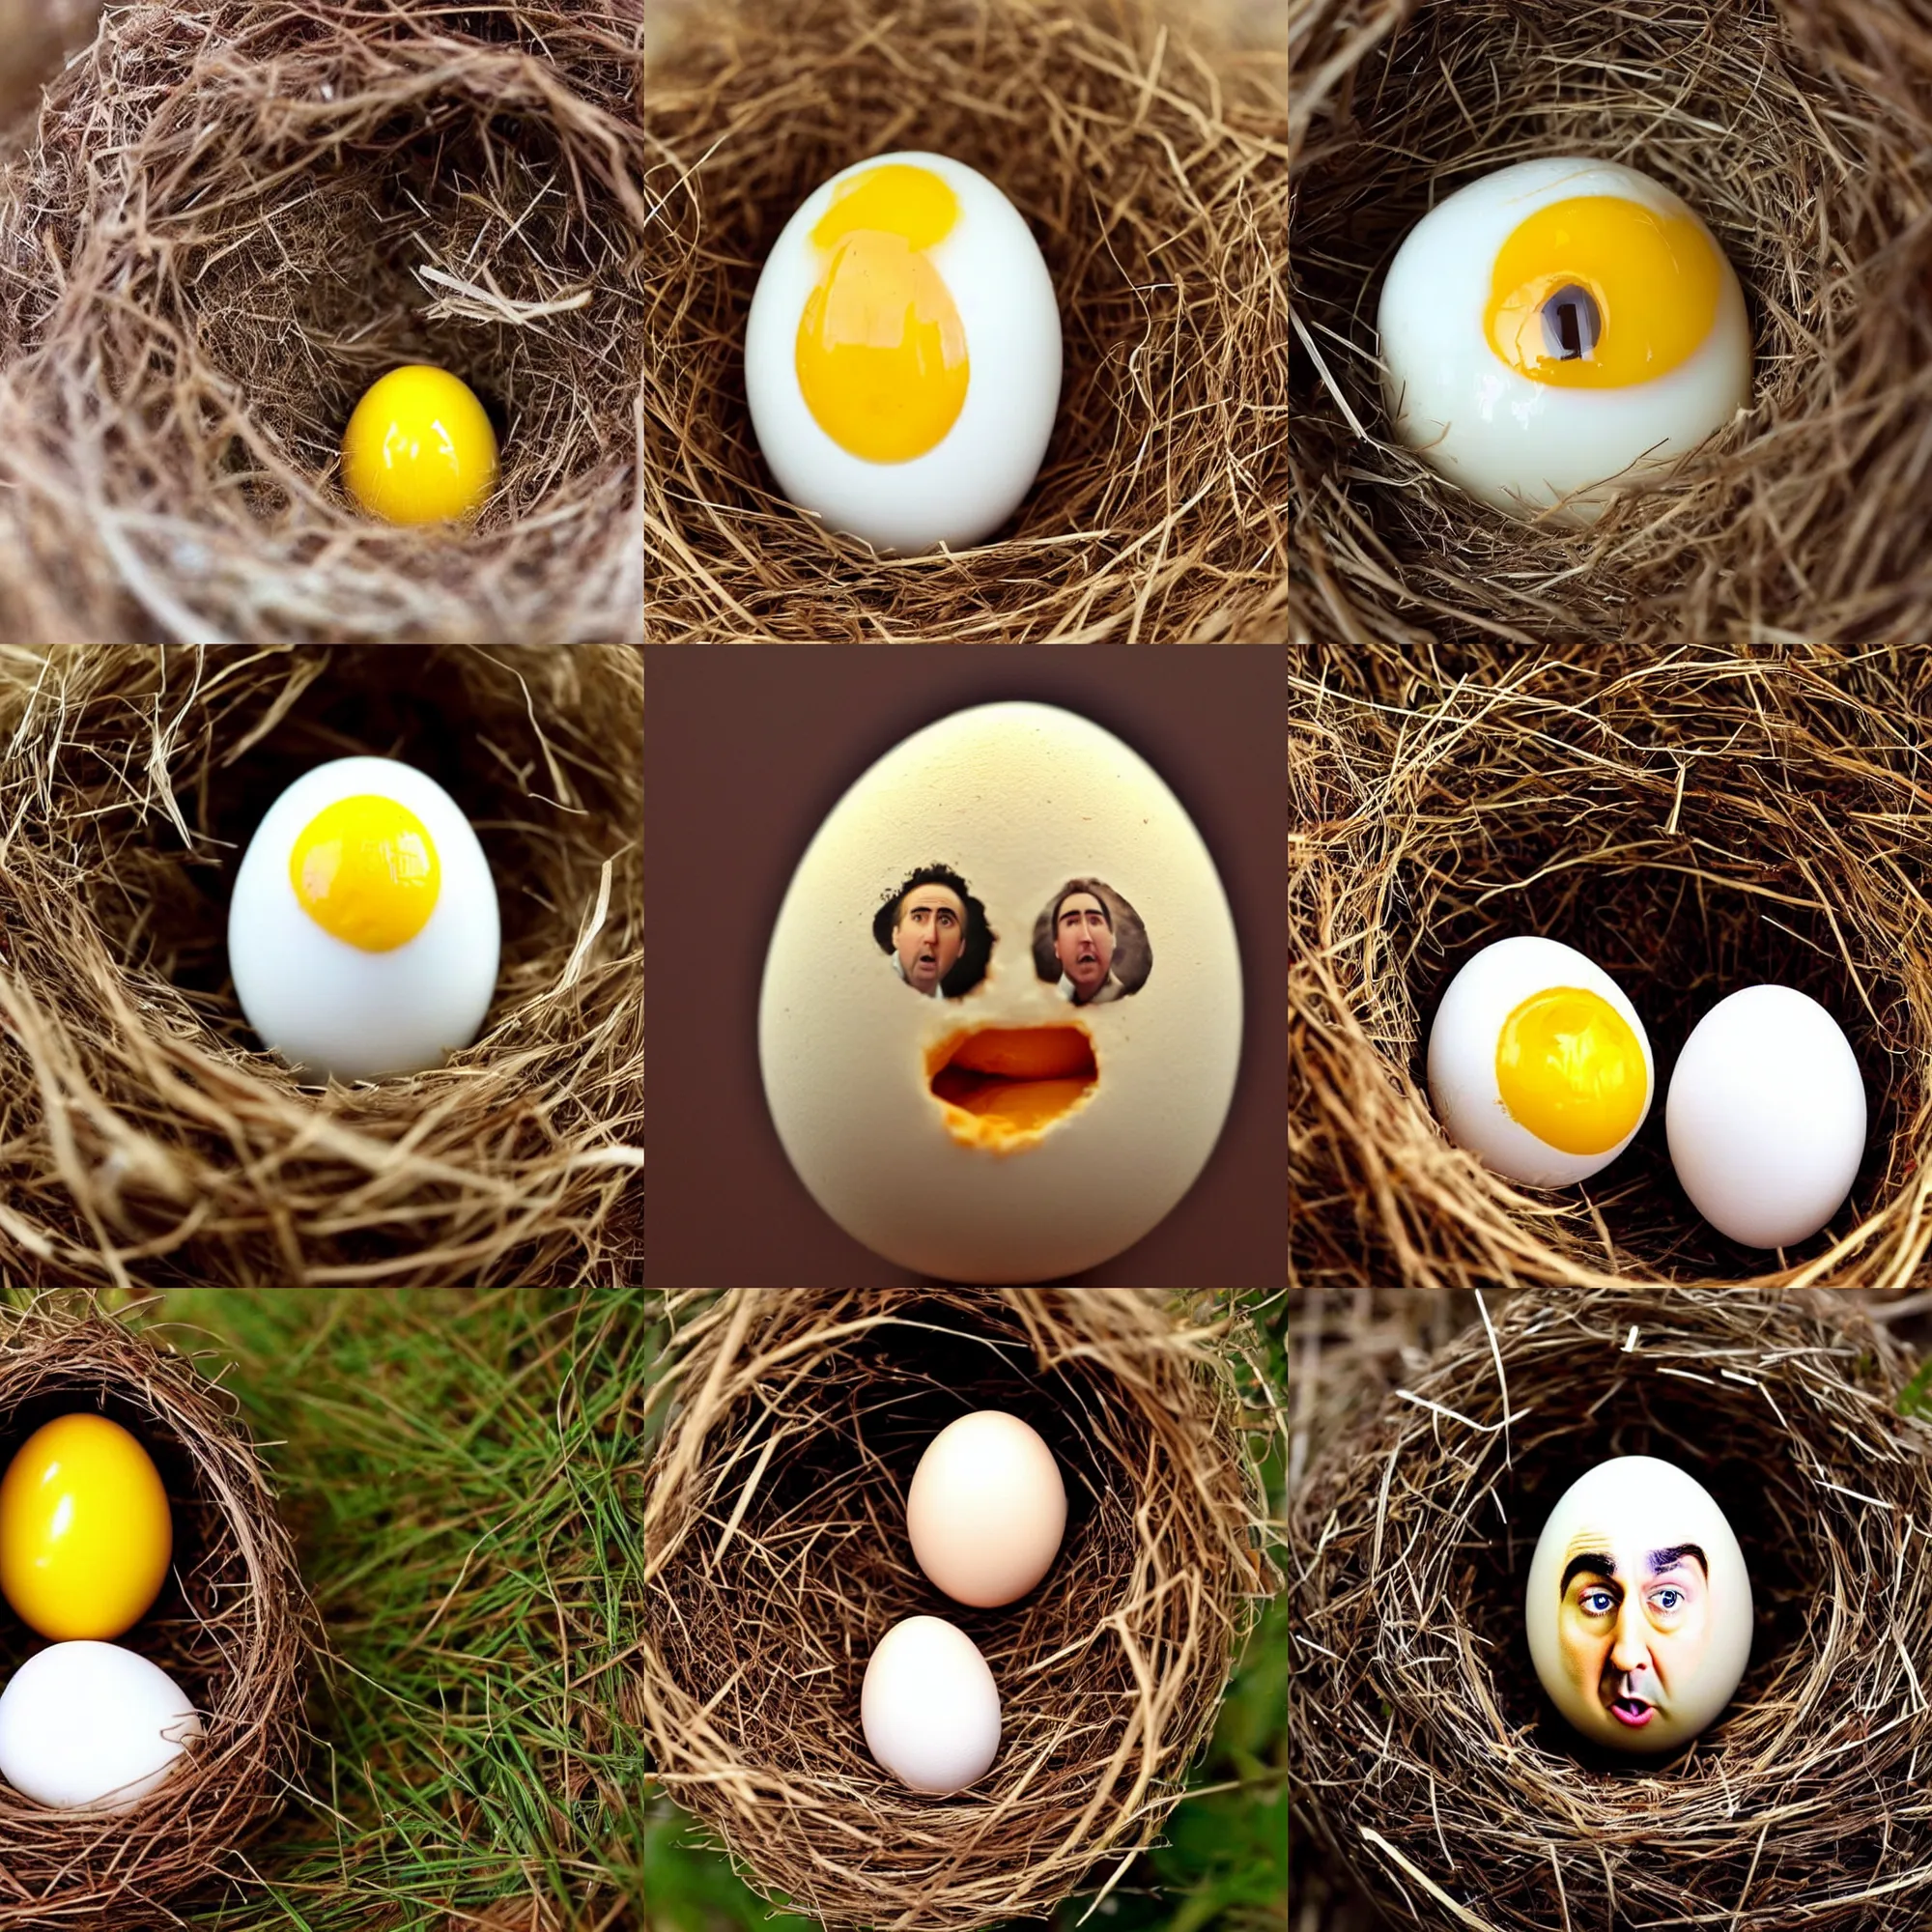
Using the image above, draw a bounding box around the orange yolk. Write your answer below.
[927,1026,1097,1150]
[1495,985,1648,1155]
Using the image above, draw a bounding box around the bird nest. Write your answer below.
[0,642,642,1290]
[1290,651,1932,1292]
[0,0,644,644]
[634,1288,1281,1931]
[1289,1284,1932,1932]
[0,1303,309,1926]
[643,0,1289,642]
[1289,0,1932,661]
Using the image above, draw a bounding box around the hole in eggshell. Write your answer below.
[925,1025,1097,1150]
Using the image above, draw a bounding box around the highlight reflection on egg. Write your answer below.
[1378,157,1751,524]
[745,152,1062,554]
[1428,935,1654,1187]
[757,702,1241,1283]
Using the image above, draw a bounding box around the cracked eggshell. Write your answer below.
[757,701,1241,1283]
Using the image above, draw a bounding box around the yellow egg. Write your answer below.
[0,1415,172,1641]
[342,364,498,525]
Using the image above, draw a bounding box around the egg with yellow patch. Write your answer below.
[342,364,498,526]
[1428,935,1654,1187]
[744,152,1062,554]
[1378,157,1751,524]
[0,1415,172,1642]
[228,755,500,1082]
[758,702,1240,1283]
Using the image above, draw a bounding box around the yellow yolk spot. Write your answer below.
[798,163,970,463]
[1496,985,1648,1156]
[1485,195,1723,387]
[290,794,440,952]
[342,364,498,525]
[927,1025,1096,1151]
[0,1415,172,1641]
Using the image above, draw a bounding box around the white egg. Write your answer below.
[1378,156,1751,524]
[228,755,500,1082]
[744,151,1062,554]
[0,1641,201,1810]
[861,1615,1001,1794]
[757,702,1242,1283]
[1665,984,1865,1249]
[906,1412,1066,1608]
[1428,935,1654,1187]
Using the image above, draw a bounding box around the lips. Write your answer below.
[1607,1695,1655,1727]
[926,1025,1098,1150]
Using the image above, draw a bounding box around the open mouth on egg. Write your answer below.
[925,1025,1097,1150]
[1606,1694,1655,1728]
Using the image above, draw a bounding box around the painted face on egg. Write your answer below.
[1527,1457,1753,1754]
[744,152,1063,554]
[1378,157,1751,524]
[758,703,1240,1284]
[1427,934,1654,1187]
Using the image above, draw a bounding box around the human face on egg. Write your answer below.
[1556,1537,1712,1744]
[1054,893,1114,999]
[1377,156,1751,524]
[895,884,965,993]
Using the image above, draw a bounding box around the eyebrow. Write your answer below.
[1560,1552,1616,1595]
[1648,1544,1707,1578]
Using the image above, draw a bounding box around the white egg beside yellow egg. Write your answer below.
[862,1615,1001,1794]
[228,755,500,1083]
[757,702,1241,1284]
[0,1640,201,1811]
[744,151,1062,554]
[1428,935,1653,1187]
[1378,156,1751,524]
[907,1411,1065,1607]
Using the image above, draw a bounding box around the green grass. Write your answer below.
[64,1289,1284,1930]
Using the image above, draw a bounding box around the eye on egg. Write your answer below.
[227,755,501,1083]
[1378,157,1751,524]
[745,152,1062,554]
[1428,935,1654,1187]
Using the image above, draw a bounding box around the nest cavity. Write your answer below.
[0,0,645,645]
[0,643,643,1291]
[635,1289,1280,1932]
[1289,1286,1932,1932]
[1290,0,1932,661]
[1291,652,1932,1292]
[644,0,1289,642]
[0,1302,309,1925]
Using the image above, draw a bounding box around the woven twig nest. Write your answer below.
[644,0,1289,643]
[0,1303,308,1925]
[636,1288,1281,1931]
[0,0,643,645]
[1289,1285,1932,1932]
[1290,652,1931,1291]
[1289,0,1932,660]
[0,643,642,1290]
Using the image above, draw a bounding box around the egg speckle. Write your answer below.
[0,1415,171,1642]
[1666,984,1866,1248]
[1379,157,1750,524]
[757,702,1241,1283]
[228,755,500,1082]
[745,152,1062,554]
[0,1641,201,1810]
[907,1412,1065,1607]
[1428,935,1653,1186]
[861,1615,1001,1794]
[342,364,498,526]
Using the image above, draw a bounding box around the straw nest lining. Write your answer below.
[0,0,645,645]
[1289,1286,1932,1932]
[635,1289,1281,1932]
[0,643,643,1291]
[643,0,1289,643]
[1290,651,1932,1293]
[1289,0,1932,661]
[0,1304,308,1925]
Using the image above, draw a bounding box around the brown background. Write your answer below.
[644,645,1285,1286]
